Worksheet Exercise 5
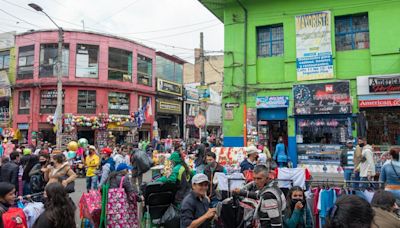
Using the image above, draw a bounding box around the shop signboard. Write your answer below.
[256,96,289,108]
[157,79,182,96]
[197,86,210,102]
[369,75,400,93]
[295,11,333,81]
[359,99,400,108]
[157,99,182,114]
[224,109,234,120]
[293,81,352,115]
[185,87,199,101]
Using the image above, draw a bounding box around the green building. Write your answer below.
[200,0,400,171]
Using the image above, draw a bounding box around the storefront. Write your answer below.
[184,86,200,141]
[252,96,289,152]
[156,98,182,139]
[357,75,400,148]
[77,127,95,145]
[294,81,353,173]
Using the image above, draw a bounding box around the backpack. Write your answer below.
[1,207,28,228]
[29,165,45,193]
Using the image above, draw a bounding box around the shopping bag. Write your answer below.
[79,190,101,227]
[99,182,110,228]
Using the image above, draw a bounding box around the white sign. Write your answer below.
[0,32,15,50]
[296,11,333,81]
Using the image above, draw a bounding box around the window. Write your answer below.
[0,51,10,70]
[186,103,199,116]
[108,48,132,81]
[257,24,284,57]
[335,13,369,51]
[137,54,152,86]
[39,43,69,77]
[108,92,129,115]
[0,99,9,122]
[156,56,183,83]
[40,90,65,114]
[17,45,34,79]
[76,44,99,78]
[138,95,150,109]
[78,90,96,114]
[18,91,30,114]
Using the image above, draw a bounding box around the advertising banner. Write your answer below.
[293,81,352,115]
[296,11,333,81]
[256,96,289,108]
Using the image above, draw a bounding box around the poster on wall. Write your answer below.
[246,108,257,135]
[293,81,352,115]
[295,11,333,81]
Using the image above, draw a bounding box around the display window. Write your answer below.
[363,108,400,146]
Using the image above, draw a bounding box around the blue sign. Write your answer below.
[256,96,289,108]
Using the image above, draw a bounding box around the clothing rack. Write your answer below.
[14,192,44,201]
[305,179,385,189]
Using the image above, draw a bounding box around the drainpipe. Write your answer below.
[236,0,248,147]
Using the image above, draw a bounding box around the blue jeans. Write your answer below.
[343,169,353,181]
[86,176,98,192]
[353,171,360,188]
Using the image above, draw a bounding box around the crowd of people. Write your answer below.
[0,135,398,227]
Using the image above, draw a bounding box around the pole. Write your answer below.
[200,32,207,138]
[56,28,64,150]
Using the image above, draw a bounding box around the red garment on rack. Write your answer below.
[312,187,320,228]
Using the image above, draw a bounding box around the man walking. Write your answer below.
[85,145,100,192]
[358,137,376,188]
[340,138,355,181]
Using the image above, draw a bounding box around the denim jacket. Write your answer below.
[380,160,400,185]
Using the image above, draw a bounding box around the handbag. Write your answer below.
[390,161,400,180]
[106,176,138,228]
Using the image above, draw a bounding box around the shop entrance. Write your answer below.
[40,129,56,145]
[77,129,95,145]
[258,120,288,152]
[363,107,400,146]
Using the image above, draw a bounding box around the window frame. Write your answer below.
[39,89,65,114]
[77,90,97,114]
[108,92,130,115]
[137,54,153,86]
[18,91,30,114]
[108,47,132,82]
[256,24,284,57]
[17,45,35,79]
[335,13,369,51]
[76,44,99,78]
[39,43,70,77]
[0,51,10,70]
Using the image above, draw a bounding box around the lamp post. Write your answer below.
[29,3,64,149]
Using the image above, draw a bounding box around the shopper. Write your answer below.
[358,137,376,187]
[283,186,313,228]
[380,147,400,199]
[0,182,16,228]
[29,153,49,198]
[98,147,115,188]
[85,146,100,192]
[325,195,374,228]
[157,150,192,204]
[240,145,259,173]
[181,173,216,228]
[233,165,286,227]
[22,154,39,195]
[43,154,77,188]
[203,152,227,207]
[273,137,288,167]
[194,137,207,174]
[353,137,364,187]
[33,182,76,228]
[0,152,20,193]
[340,139,356,181]
[371,190,400,228]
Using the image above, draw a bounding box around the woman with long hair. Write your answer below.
[33,182,76,228]
[283,186,313,228]
[43,154,77,189]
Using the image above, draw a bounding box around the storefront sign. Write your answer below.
[224,109,234,120]
[197,86,210,102]
[256,96,289,108]
[185,87,199,101]
[17,123,29,130]
[295,11,333,81]
[369,76,400,93]
[225,103,240,109]
[293,81,352,115]
[359,99,400,108]
[157,79,182,96]
[157,99,182,114]
[194,114,206,128]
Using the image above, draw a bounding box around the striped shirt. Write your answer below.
[344,149,355,169]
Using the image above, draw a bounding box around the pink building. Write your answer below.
[13,30,156,147]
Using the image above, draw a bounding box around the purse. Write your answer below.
[390,161,400,180]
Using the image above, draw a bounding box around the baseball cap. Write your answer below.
[101,147,112,155]
[88,145,96,151]
[246,145,261,155]
[192,173,210,184]
[346,139,354,144]
[116,163,132,172]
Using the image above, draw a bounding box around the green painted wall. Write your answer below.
[220,0,400,139]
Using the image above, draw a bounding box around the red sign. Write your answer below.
[359,99,400,108]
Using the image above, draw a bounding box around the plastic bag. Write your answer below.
[160,204,179,224]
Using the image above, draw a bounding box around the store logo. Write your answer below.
[325,84,333,93]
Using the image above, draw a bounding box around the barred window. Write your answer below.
[335,13,369,51]
[257,24,284,57]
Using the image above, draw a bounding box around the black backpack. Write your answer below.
[30,164,45,193]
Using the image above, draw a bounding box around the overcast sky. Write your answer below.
[0,0,224,62]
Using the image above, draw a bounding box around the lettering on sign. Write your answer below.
[157,79,182,96]
[359,99,400,108]
[369,76,400,93]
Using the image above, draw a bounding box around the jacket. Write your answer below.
[240,159,255,173]
[283,206,313,228]
[359,145,375,177]
[108,172,139,203]
[204,163,227,200]
[99,158,115,187]
[157,152,191,203]
[380,160,400,186]
[33,212,56,228]
[1,161,19,192]
[274,143,288,163]
[46,162,77,186]
[372,207,400,228]
[0,202,10,228]
[354,145,363,172]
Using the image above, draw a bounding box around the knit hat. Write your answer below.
[23,148,32,155]
[116,163,132,172]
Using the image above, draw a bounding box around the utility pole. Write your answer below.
[29,3,64,149]
[200,32,207,139]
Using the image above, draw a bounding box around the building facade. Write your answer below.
[201,0,400,171]
[155,51,184,139]
[13,30,156,148]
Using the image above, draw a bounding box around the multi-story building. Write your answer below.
[200,0,400,172]
[155,51,185,139]
[13,30,156,147]
[0,32,16,137]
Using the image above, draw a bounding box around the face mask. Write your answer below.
[359,143,365,147]
[291,199,305,208]
[39,161,46,165]
[50,161,55,166]
[207,162,215,167]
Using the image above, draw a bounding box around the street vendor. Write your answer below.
[233,165,286,227]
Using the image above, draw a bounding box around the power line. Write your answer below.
[91,0,142,26]
[0,8,39,28]
[144,23,221,40]
[118,19,216,34]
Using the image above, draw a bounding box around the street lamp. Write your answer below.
[29,3,64,150]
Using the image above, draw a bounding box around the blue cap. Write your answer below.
[116,163,132,172]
